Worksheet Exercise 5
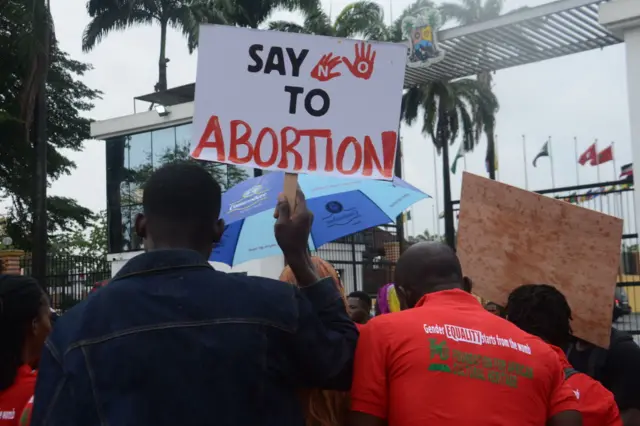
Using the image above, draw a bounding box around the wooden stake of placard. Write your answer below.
[283,173,298,213]
[457,172,623,348]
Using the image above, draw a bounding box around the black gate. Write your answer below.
[316,224,398,296]
[449,179,640,338]
[21,255,111,312]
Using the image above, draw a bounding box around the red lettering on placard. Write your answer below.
[363,131,396,178]
[229,120,253,164]
[254,127,278,168]
[336,137,362,175]
[193,116,396,178]
[300,129,331,172]
[192,116,225,160]
[278,127,303,171]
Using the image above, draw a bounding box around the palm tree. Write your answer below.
[268,1,389,40]
[82,0,229,92]
[402,79,498,247]
[438,0,524,179]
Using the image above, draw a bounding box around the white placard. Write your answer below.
[191,25,407,179]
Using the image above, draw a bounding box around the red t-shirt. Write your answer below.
[351,289,579,426]
[550,345,622,426]
[0,366,36,426]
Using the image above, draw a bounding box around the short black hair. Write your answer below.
[0,275,45,390]
[506,284,573,348]
[348,291,372,310]
[143,161,222,239]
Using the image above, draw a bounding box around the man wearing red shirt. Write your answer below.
[506,284,622,426]
[0,367,36,426]
[348,242,582,426]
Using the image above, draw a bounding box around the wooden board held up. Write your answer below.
[457,172,623,348]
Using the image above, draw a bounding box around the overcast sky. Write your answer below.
[45,0,631,238]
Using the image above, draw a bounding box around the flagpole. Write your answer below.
[595,139,601,183]
[612,141,617,181]
[522,135,529,190]
[411,207,416,236]
[432,145,441,235]
[495,134,500,182]
[549,136,556,188]
[463,148,467,171]
[574,136,580,185]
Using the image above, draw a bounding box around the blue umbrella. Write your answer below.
[210,172,430,266]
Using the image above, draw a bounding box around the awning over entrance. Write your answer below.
[406,0,621,87]
[136,0,621,106]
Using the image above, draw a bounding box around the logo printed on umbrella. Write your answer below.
[228,185,269,213]
[323,201,362,227]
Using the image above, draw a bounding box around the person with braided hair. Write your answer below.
[280,257,350,426]
[506,284,621,426]
[0,275,52,426]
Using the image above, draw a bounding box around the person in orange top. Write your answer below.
[348,242,582,426]
[0,275,52,426]
[280,256,352,426]
[506,284,622,426]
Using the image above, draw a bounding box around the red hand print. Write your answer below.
[310,53,342,82]
[342,42,377,80]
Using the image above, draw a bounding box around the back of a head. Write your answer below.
[0,275,44,390]
[142,161,222,249]
[348,291,372,311]
[395,242,465,306]
[279,258,349,426]
[506,284,573,348]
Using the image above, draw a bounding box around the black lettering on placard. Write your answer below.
[284,86,304,114]
[304,89,330,117]
[247,44,264,73]
[247,44,330,116]
[265,47,286,75]
[286,48,309,77]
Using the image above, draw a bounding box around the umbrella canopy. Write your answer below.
[211,172,430,266]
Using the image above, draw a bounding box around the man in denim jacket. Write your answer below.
[31,162,358,426]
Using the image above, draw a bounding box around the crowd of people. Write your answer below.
[0,161,639,426]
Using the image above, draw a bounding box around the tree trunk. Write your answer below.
[31,0,51,289]
[486,130,496,180]
[438,111,456,249]
[158,20,168,92]
[394,131,405,254]
[478,71,496,180]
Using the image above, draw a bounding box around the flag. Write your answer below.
[620,163,633,179]
[450,143,467,174]
[579,143,597,166]
[485,151,498,173]
[532,141,549,167]
[403,211,412,221]
[597,145,613,165]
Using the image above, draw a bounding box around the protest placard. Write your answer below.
[457,172,623,348]
[191,25,407,181]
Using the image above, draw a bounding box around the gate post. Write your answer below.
[0,250,25,275]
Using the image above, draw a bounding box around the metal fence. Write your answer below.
[315,224,398,296]
[450,178,640,337]
[21,255,111,312]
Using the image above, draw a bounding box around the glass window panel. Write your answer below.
[152,127,177,169]
[120,205,132,252]
[126,131,152,204]
[129,204,144,251]
[175,123,192,160]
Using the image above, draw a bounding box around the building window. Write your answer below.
[105,123,254,253]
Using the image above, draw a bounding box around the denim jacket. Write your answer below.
[31,250,358,426]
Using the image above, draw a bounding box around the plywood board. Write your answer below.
[457,172,623,348]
